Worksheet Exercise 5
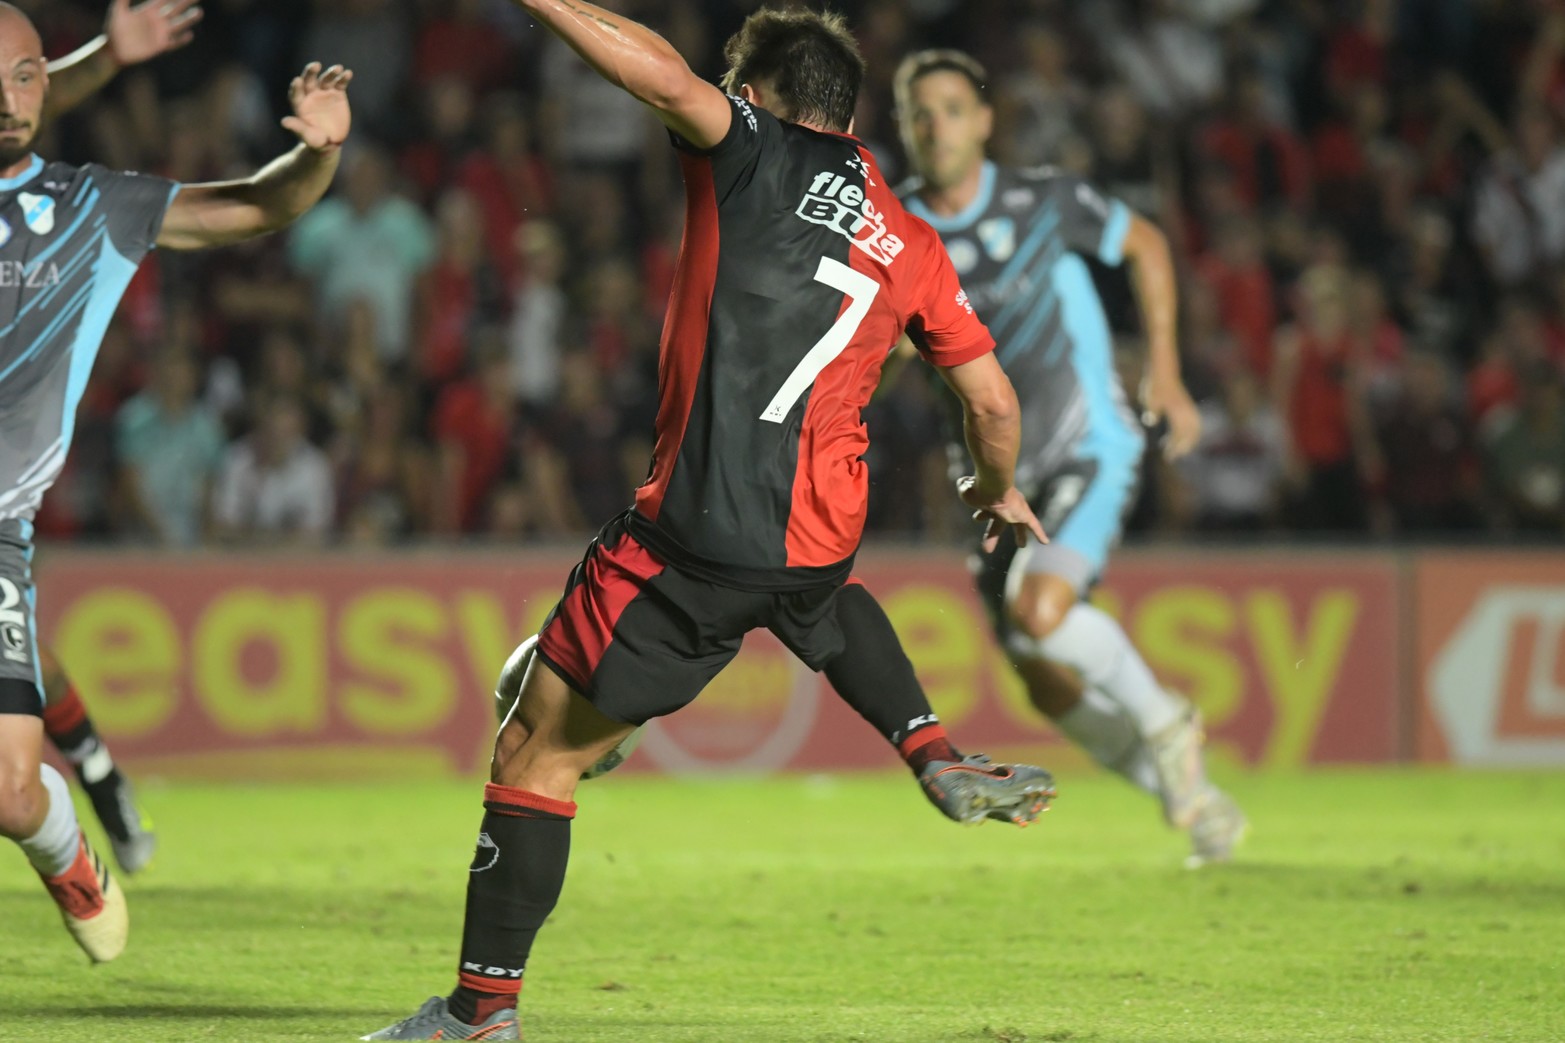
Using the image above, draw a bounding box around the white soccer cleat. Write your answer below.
[39,832,128,963]
[1147,698,1208,830]
[1185,786,1249,869]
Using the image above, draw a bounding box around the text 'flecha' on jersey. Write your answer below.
[628,94,993,590]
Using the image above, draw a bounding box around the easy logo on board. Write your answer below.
[18,192,54,235]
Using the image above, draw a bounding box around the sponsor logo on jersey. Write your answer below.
[797,170,905,265]
[0,578,31,665]
[1002,187,1035,209]
[727,94,758,133]
[18,192,54,235]
[0,260,63,288]
[946,238,979,274]
[955,289,974,315]
[977,217,1016,262]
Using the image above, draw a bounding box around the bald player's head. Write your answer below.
[0,1,45,170]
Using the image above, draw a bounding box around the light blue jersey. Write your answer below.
[900,161,1144,496]
[0,155,178,521]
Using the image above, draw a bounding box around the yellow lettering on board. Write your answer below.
[454,590,554,694]
[1134,586,1243,726]
[340,590,456,736]
[193,590,325,736]
[53,589,180,739]
[1247,589,1358,768]
[882,585,980,728]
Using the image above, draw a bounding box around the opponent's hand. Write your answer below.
[106,0,204,66]
[1141,368,1202,460]
[282,63,353,152]
[957,477,1048,553]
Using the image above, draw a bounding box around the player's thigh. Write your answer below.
[1011,456,1140,603]
[0,525,45,718]
[492,656,637,798]
[533,516,752,727]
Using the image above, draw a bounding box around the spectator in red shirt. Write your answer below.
[1374,352,1481,534]
[458,94,555,286]
[1273,265,1379,532]
[1199,69,1312,212]
[1194,216,1277,379]
[416,190,504,392]
[413,0,516,91]
[432,338,518,535]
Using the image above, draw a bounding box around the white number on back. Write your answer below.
[759,256,881,423]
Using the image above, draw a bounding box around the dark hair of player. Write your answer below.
[719,7,865,133]
[892,49,989,112]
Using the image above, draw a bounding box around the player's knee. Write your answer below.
[1009,583,1074,642]
[0,765,45,839]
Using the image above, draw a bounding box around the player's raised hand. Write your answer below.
[282,63,353,152]
[958,477,1049,553]
[105,0,204,66]
[1141,369,1202,460]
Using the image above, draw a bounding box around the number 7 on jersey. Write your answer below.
[760,256,881,423]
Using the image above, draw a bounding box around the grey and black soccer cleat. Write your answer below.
[919,754,1056,826]
[98,779,157,875]
[1185,786,1249,869]
[362,996,520,1041]
[1148,699,1209,829]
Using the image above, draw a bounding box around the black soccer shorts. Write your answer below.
[534,512,847,725]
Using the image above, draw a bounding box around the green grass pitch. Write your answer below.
[2,769,1562,1042]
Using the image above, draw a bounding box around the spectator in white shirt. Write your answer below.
[214,394,335,545]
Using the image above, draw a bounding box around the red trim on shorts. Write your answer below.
[483,783,577,819]
[635,154,721,522]
[41,687,87,737]
[538,530,666,695]
[457,971,522,996]
[897,724,949,758]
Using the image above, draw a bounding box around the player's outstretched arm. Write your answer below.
[1120,214,1201,459]
[44,0,203,121]
[936,353,1048,552]
[157,63,349,251]
[510,0,731,149]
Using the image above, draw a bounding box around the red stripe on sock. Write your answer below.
[458,971,523,996]
[483,782,577,819]
[898,724,949,758]
[41,688,87,738]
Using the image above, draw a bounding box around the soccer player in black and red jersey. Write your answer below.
[365,5,1052,1041]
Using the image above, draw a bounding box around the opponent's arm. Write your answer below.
[157,63,349,250]
[936,352,1047,550]
[1119,213,1200,459]
[510,0,731,149]
[44,0,203,121]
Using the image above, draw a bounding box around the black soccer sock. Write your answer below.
[448,783,575,1025]
[42,684,135,842]
[823,582,961,774]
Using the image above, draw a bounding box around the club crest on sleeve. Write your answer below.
[18,192,55,235]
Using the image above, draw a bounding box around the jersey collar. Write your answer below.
[906,160,995,233]
[0,154,43,192]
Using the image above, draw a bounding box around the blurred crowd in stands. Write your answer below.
[22,0,1565,546]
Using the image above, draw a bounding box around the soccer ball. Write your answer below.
[493,635,643,780]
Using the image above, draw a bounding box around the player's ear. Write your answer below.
[740,82,761,107]
[977,99,993,145]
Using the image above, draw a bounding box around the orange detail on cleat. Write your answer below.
[40,835,105,921]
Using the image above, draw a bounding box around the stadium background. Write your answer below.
[15,0,1565,777]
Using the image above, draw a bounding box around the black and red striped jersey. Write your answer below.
[630,95,993,590]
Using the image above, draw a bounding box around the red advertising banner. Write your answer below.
[33,547,1403,779]
[1416,554,1565,765]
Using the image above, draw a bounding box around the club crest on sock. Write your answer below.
[470,832,500,873]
